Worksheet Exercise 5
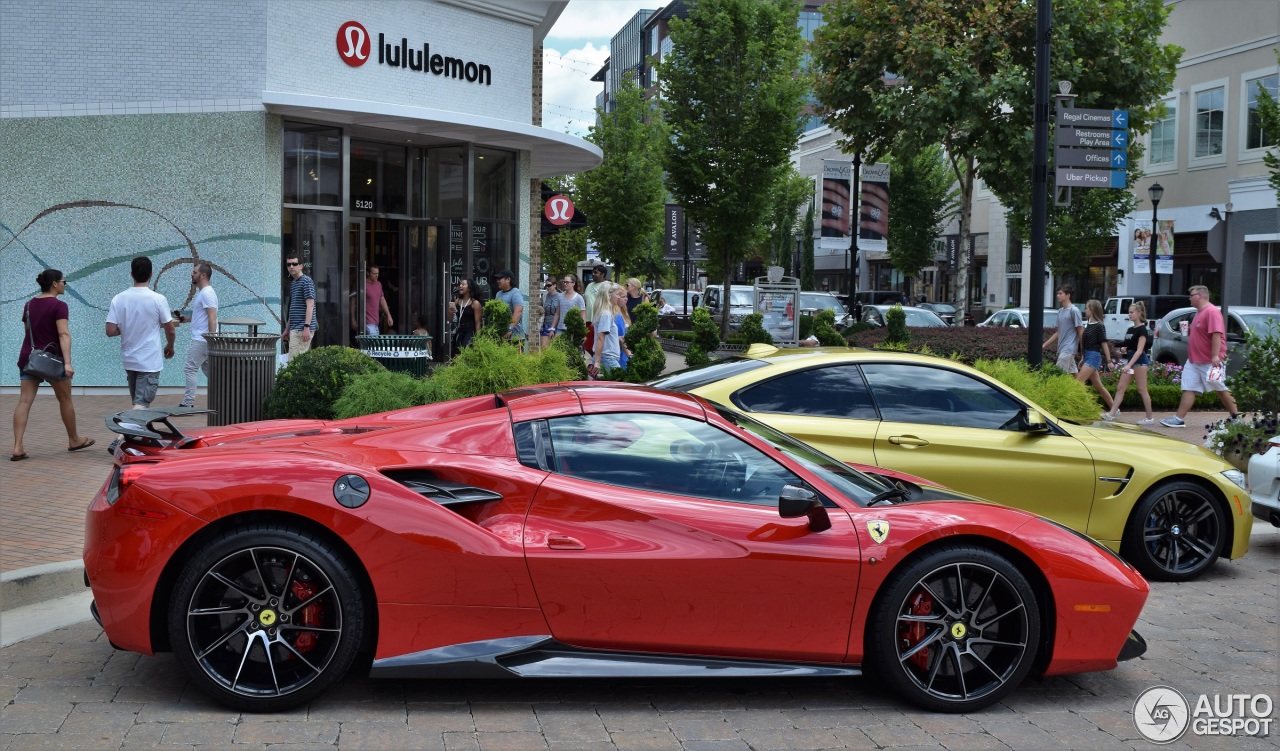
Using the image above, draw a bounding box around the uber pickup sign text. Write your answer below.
[1133,686,1273,744]
[335,20,492,86]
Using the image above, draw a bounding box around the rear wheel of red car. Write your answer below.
[1122,480,1225,582]
[867,545,1040,713]
[168,524,365,712]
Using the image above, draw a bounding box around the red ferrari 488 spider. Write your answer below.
[86,385,1148,713]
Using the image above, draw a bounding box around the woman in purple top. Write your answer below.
[12,269,93,460]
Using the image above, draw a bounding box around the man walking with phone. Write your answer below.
[1161,286,1238,427]
[176,261,218,408]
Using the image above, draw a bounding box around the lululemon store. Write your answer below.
[0,0,599,388]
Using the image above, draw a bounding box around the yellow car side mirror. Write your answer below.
[1022,409,1050,434]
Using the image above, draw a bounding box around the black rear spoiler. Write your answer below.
[104,407,215,445]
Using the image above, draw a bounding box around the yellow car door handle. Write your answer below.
[888,435,930,447]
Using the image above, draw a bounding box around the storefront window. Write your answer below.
[471,221,514,296]
[428,146,466,218]
[473,148,514,220]
[350,141,408,215]
[283,124,341,206]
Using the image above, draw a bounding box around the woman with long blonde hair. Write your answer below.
[591,283,623,376]
[1105,301,1155,424]
[1079,299,1115,416]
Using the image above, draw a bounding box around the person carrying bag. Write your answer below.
[22,302,66,381]
[12,269,93,460]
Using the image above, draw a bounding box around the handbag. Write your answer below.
[21,301,67,381]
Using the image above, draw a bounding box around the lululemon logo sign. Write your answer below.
[545,195,575,226]
[337,21,370,67]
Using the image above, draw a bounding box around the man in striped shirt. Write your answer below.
[281,256,316,361]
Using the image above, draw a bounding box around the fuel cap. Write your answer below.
[333,474,370,508]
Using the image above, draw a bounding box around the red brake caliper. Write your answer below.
[901,590,934,671]
[289,580,321,653]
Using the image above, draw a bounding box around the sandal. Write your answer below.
[10,452,28,461]
[68,438,96,452]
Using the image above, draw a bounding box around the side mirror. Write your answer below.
[778,485,831,532]
[1020,408,1050,434]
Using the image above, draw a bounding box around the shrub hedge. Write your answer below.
[263,346,386,420]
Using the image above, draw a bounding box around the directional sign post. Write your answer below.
[1054,107,1128,193]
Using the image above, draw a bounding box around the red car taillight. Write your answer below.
[105,461,158,505]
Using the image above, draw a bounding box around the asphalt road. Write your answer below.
[1,525,1275,751]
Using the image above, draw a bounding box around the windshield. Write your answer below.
[713,405,886,506]
[904,309,946,326]
[649,357,770,392]
[928,303,956,314]
[1241,313,1280,336]
[729,289,755,307]
[800,293,848,315]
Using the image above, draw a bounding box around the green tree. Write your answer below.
[659,0,807,334]
[813,0,1179,306]
[760,168,814,272]
[575,80,667,279]
[801,199,816,288]
[887,144,957,297]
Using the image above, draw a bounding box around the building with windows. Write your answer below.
[1,0,600,388]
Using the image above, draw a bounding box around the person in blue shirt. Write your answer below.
[494,270,525,346]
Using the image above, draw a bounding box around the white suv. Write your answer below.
[1249,435,1280,528]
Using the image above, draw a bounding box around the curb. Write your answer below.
[2,559,86,612]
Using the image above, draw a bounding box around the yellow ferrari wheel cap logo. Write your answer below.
[867,520,890,544]
[259,609,277,627]
[951,622,967,639]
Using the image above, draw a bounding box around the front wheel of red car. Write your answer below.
[167,524,365,712]
[866,545,1041,713]
[1122,480,1226,582]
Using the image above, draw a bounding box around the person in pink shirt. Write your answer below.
[1160,285,1238,427]
[361,266,393,335]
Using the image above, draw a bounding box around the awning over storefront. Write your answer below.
[262,91,601,178]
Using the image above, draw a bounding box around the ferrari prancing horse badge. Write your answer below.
[867,520,890,544]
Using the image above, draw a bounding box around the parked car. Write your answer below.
[862,305,950,328]
[798,291,854,329]
[653,345,1253,581]
[916,302,958,325]
[655,288,701,314]
[91,390,1148,713]
[1150,305,1280,372]
[1248,435,1280,528]
[702,284,755,330]
[1102,295,1188,341]
[978,308,1061,329]
[851,289,909,306]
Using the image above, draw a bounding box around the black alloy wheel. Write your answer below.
[1123,480,1226,582]
[868,545,1040,713]
[168,524,365,711]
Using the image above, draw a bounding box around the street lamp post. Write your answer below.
[1214,203,1233,322]
[793,231,803,280]
[1149,182,1164,294]
[849,152,861,296]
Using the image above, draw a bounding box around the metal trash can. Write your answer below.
[205,333,280,426]
[356,334,433,378]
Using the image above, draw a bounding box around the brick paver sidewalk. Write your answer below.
[1,391,204,573]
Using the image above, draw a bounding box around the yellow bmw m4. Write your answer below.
[652,345,1252,582]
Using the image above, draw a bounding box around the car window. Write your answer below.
[903,309,945,326]
[1166,311,1195,333]
[861,364,1024,430]
[800,294,848,316]
[1111,299,1124,315]
[733,365,877,419]
[649,357,770,392]
[546,412,802,506]
[1240,313,1280,337]
[729,289,754,307]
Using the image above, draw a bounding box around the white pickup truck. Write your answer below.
[1102,295,1188,341]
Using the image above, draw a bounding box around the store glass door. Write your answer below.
[402,221,448,360]
[283,209,343,349]
[348,218,366,345]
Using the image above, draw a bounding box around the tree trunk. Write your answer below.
[955,155,976,320]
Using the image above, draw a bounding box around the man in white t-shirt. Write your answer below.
[106,256,176,409]
[175,261,219,408]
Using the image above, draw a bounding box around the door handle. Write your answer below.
[547,535,585,550]
[888,435,930,448]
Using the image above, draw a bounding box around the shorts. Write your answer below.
[288,329,314,360]
[1082,350,1102,369]
[127,370,160,407]
[540,324,555,338]
[18,367,64,384]
[1055,351,1079,374]
[1180,361,1229,393]
[1134,354,1151,367]
[365,323,380,335]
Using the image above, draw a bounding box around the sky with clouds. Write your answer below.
[542,1,655,137]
